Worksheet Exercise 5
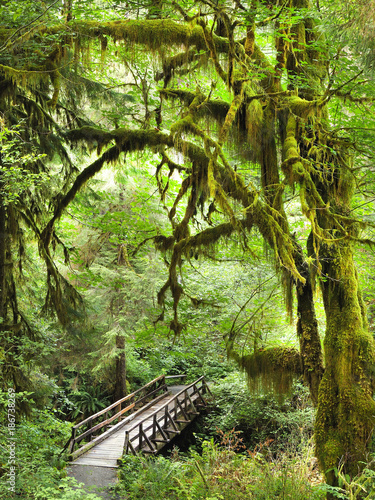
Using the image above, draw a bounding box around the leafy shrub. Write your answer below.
[203,372,315,453]
[0,409,75,499]
[116,438,324,499]
[51,370,110,421]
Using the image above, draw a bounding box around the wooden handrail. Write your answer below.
[69,392,168,461]
[123,376,210,456]
[73,374,166,429]
[66,374,168,455]
[165,374,187,380]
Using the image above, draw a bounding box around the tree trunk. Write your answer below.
[62,0,73,22]
[0,199,6,323]
[295,252,324,406]
[315,241,375,484]
[114,334,127,401]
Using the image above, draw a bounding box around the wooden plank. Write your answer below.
[70,392,170,461]
[73,457,119,467]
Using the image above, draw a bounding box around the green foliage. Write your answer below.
[204,373,315,453]
[68,387,110,420]
[0,409,73,499]
[316,464,375,499]
[32,477,103,500]
[0,124,48,205]
[1,0,375,487]
[50,370,110,422]
[116,437,324,499]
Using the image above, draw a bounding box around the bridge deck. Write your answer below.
[66,376,210,499]
[72,392,173,468]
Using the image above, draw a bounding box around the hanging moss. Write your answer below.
[46,64,60,109]
[245,97,263,156]
[0,63,49,90]
[218,90,244,145]
[230,347,303,395]
[157,48,202,85]
[66,126,173,156]
[183,222,235,257]
[244,23,255,58]
[286,95,322,118]
[154,235,175,252]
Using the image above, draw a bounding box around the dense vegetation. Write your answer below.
[1,0,375,498]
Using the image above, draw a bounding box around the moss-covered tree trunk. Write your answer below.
[295,253,324,406]
[315,241,375,483]
[0,198,6,325]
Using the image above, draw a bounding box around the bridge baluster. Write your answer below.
[152,414,157,441]
[139,422,143,451]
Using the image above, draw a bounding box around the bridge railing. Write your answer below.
[123,375,211,456]
[66,374,168,456]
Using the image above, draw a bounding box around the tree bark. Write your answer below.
[114,334,127,402]
[295,250,324,406]
[0,199,6,323]
[315,241,375,483]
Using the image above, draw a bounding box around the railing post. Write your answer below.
[152,414,156,440]
[124,431,129,455]
[139,422,143,451]
[68,427,76,454]
[164,406,168,428]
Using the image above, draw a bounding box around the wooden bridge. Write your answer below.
[66,374,211,468]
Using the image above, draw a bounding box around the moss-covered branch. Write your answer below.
[0,19,230,54]
[229,347,303,394]
[161,88,230,121]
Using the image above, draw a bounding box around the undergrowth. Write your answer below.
[117,432,324,499]
[202,372,315,454]
[0,406,102,499]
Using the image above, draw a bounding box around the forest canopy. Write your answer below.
[1,0,375,492]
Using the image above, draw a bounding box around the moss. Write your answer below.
[197,19,227,83]
[274,26,287,85]
[66,126,174,156]
[157,48,203,85]
[183,222,235,257]
[244,23,255,58]
[154,235,175,252]
[229,347,302,395]
[286,95,321,118]
[161,89,230,122]
[218,91,244,145]
[315,240,375,480]
[39,19,230,54]
[0,63,49,90]
[245,97,263,156]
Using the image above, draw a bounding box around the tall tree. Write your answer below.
[1,0,375,489]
